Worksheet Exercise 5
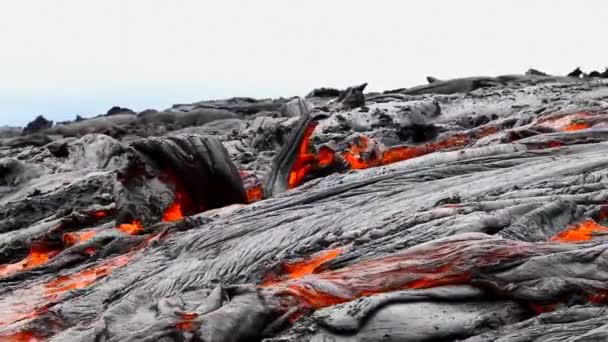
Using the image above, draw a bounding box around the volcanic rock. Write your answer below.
[22,115,53,134]
[2,72,608,342]
[106,106,136,116]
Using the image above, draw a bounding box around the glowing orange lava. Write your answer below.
[45,254,131,295]
[287,124,500,188]
[540,112,592,131]
[246,184,264,204]
[551,219,608,243]
[262,248,342,286]
[317,146,335,167]
[0,246,61,278]
[265,237,548,310]
[176,312,199,331]
[62,231,97,247]
[92,210,109,219]
[0,254,133,328]
[162,194,184,222]
[118,220,144,235]
[0,331,42,342]
[288,122,319,189]
[563,122,592,131]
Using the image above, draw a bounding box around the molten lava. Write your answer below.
[246,184,264,203]
[551,219,608,242]
[175,312,199,331]
[45,254,131,295]
[262,248,342,286]
[162,192,185,222]
[0,245,61,278]
[91,210,109,219]
[287,124,500,188]
[62,231,97,247]
[118,220,144,235]
[288,122,319,189]
[0,331,42,342]
[540,112,592,131]
[265,237,551,310]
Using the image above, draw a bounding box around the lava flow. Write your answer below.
[288,122,319,188]
[117,220,144,235]
[0,244,61,278]
[0,253,133,329]
[266,236,552,310]
[261,247,343,286]
[45,254,131,295]
[539,112,592,131]
[551,219,608,243]
[287,123,498,188]
[62,230,97,247]
[162,192,185,222]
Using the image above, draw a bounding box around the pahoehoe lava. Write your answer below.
[2,70,608,341]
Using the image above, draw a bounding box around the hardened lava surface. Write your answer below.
[2,73,608,341]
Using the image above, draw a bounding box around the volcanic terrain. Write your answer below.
[2,69,608,341]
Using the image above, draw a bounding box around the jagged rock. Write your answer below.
[306,87,342,98]
[106,106,136,116]
[331,83,367,110]
[279,98,314,117]
[567,67,583,78]
[526,68,549,76]
[22,115,53,134]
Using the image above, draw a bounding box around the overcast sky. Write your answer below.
[1,0,607,126]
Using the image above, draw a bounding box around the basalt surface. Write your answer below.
[2,73,608,341]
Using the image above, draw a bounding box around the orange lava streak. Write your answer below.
[288,122,319,189]
[540,112,591,131]
[246,184,264,204]
[267,238,544,310]
[92,210,109,219]
[0,254,133,328]
[45,254,131,295]
[283,248,342,279]
[62,231,97,247]
[162,197,183,222]
[551,219,608,242]
[118,220,144,235]
[0,331,42,342]
[317,146,335,167]
[262,248,343,286]
[176,312,199,331]
[0,246,61,278]
[563,122,592,131]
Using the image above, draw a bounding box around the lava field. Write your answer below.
[2,70,608,341]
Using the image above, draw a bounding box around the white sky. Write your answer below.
[1,0,607,126]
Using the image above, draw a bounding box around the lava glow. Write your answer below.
[540,112,592,131]
[45,254,131,295]
[262,248,342,286]
[0,254,132,329]
[551,219,608,243]
[266,237,547,310]
[91,210,109,219]
[287,123,499,188]
[246,184,264,203]
[0,331,42,342]
[288,122,319,189]
[0,245,61,278]
[62,231,97,247]
[175,312,199,331]
[162,192,185,222]
[118,220,144,235]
